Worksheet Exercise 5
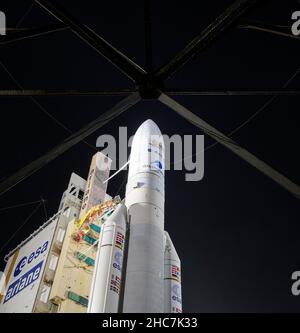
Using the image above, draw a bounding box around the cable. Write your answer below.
[16,2,36,28]
[0,202,42,255]
[228,67,300,137]
[0,91,140,196]
[41,197,48,220]
[0,199,42,211]
[0,60,97,151]
[103,160,130,184]
[240,19,292,29]
[76,240,99,260]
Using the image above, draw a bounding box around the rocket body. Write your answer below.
[88,119,182,313]
[122,119,165,313]
[164,232,182,313]
[88,204,127,313]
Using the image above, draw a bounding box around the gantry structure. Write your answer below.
[0,0,299,199]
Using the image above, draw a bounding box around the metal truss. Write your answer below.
[0,0,300,199]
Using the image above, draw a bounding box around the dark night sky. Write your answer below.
[0,0,300,312]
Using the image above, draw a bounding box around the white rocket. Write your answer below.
[123,119,165,313]
[88,203,127,313]
[88,119,182,313]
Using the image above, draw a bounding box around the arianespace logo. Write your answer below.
[4,261,43,303]
[3,241,49,303]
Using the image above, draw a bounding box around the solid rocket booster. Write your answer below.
[123,119,165,313]
[164,232,182,313]
[88,203,127,313]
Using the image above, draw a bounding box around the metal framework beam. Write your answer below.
[155,0,258,81]
[0,1,298,202]
[36,0,147,83]
[166,90,300,96]
[159,93,300,199]
[144,0,153,72]
[0,23,67,45]
[0,89,136,96]
[1,89,300,97]
[0,92,141,196]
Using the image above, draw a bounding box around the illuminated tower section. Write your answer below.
[80,152,112,219]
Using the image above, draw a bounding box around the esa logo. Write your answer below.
[113,252,122,271]
[14,241,49,277]
[172,295,182,304]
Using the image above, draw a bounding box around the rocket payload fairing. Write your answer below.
[88,119,182,313]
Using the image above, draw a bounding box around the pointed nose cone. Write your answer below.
[128,119,165,179]
[132,119,164,150]
[106,203,127,227]
[134,119,162,138]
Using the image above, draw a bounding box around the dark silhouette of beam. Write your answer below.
[144,0,153,73]
[0,23,67,45]
[155,0,259,81]
[0,89,136,96]
[1,89,300,97]
[36,0,146,83]
[166,89,300,96]
[0,92,141,195]
[159,93,300,199]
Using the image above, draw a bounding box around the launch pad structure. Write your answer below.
[0,0,299,201]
